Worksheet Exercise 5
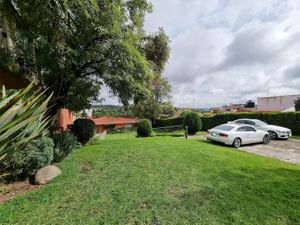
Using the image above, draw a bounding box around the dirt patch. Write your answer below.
[0,180,42,205]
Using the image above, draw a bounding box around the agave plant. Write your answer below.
[0,83,52,164]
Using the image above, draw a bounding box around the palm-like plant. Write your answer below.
[0,83,52,164]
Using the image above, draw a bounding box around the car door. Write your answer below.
[236,126,252,144]
[244,126,261,143]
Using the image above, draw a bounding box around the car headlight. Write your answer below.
[276,130,286,134]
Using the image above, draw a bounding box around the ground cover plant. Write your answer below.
[0,133,299,225]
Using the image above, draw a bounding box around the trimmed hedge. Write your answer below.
[201,112,300,135]
[155,112,300,135]
[153,117,184,128]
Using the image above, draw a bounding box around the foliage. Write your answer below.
[295,98,300,111]
[183,112,202,135]
[137,119,152,137]
[8,136,54,179]
[143,28,170,73]
[134,28,171,120]
[201,112,300,135]
[70,118,96,144]
[92,105,134,118]
[1,134,299,224]
[51,132,79,163]
[153,117,184,128]
[134,75,172,120]
[160,103,176,115]
[0,83,52,164]
[0,0,162,114]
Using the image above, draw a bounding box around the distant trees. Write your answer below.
[295,98,300,111]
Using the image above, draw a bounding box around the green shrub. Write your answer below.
[8,137,54,179]
[183,112,202,135]
[137,120,152,137]
[51,132,80,163]
[70,119,96,144]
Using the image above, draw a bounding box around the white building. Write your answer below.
[257,94,300,112]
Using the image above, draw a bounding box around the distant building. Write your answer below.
[223,103,245,112]
[257,94,300,112]
[210,107,223,113]
[92,117,140,133]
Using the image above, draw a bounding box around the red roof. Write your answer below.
[92,117,140,125]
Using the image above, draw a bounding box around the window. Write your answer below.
[253,120,268,126]
[235,120,246,124]
[237,126,256,132]
[214,125,235,131]
[237,126,247,132]
[245,120,255,125]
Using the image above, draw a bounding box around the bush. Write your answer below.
[137,120,152,137]
[51,132,80,163]
[153,117,184,128]
[70,118,96,144]
[8,137,54,179]
[201,112,300,135]
[183,112,202,135]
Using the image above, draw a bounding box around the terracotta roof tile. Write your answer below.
[92,117,140,125]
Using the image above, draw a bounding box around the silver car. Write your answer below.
[230,119,292,140]
[207,124,270,148]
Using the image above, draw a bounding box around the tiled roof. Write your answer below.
[92,117,140,125]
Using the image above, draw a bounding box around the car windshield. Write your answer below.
[254,120,268,126]
[214,125,235,131]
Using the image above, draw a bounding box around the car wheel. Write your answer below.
[263,134,270,144]
[268,131,278,140]
[233,138,242,148]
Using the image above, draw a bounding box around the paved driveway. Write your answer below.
[239,139,300,166]
[193,135,300,165]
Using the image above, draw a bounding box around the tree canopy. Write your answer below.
[1,0,168,113]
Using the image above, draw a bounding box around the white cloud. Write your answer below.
[143,0,300,108]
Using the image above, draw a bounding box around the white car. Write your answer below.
[230,119,292,140]
[207,124,270,148]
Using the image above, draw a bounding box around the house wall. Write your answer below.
[0,69,29,89]
[58,108,74,131]
[257,95,300,112]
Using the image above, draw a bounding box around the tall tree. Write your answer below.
[1,0,154,113]
[134,28,173,120]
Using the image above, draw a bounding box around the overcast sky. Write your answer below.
[101,0,300,108]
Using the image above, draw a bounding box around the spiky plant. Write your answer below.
[0,83,52,165]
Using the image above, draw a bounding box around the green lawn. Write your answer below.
[292,135,300,140]
[1,133,300,225]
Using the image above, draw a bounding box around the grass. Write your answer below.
[0,133,300,225]
[292,135,300,140]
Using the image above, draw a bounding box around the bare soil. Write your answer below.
[0,180,42,205]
